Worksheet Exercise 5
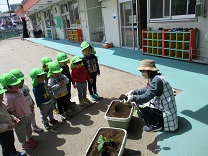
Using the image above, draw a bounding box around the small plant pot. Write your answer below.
[85,127,127,156]
[104,100,134,130]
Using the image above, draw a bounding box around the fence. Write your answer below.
[0,30,23,40]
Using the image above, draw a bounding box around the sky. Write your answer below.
[0,0,22,12]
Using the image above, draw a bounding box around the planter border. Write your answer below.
[104,100,135,130]
[84,127,128,156]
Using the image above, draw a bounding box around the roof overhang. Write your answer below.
[15,7,26,17]
[23,0,63,16]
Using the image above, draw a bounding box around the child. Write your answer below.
[30,68,59,130]
[57,52,76,111]
[81,41,100,101]
[10,69,44,133]
[71,56,93,105]
[41,56,59,115]
[47,62,70,121]
[1,73,38,150]
[0,86,27,156]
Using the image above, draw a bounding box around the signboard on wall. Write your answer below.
[54,16,62,28]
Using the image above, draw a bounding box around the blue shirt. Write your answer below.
[32,82,51,107]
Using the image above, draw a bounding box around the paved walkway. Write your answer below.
[26,37,208,156]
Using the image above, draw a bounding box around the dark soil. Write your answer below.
[86,128,125,156]
[106,101,132,118]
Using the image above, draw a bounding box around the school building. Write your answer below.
[15,0,208,63]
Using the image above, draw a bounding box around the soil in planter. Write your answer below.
[86,129,125,156]
[106,101,132,118]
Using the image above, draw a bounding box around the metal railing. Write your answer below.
[0,29,23,40]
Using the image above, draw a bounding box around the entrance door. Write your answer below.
[119,0,138,49]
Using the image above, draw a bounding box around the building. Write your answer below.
[15,0,208,63]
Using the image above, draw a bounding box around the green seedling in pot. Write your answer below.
[97,135,114,155]
[133,105,146,118]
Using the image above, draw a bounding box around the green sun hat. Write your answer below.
[0,87,7,94]
[48,62,63,77]
[72,55,82,64]
[30,68,46,87]
[10,69,27,81]
[81,41,90,51]
[41,57,53,65]
[57,52,70,63]
[0,73,21,87]
[0,73,8,88]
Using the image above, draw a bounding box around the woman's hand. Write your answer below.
[126,94,133,103]
[125,90,134,96]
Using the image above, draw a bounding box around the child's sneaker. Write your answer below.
[22,141,36,150]
[53,108,59,114]
[94,94,101,100]
[90,95,96,101]
[70,101,77,106]
[33,126,44,133]
[49,119,59,125]
[60,114,67,121]
[12,151,27,156]
[28,137,38,144]
[79,100,85,106]
[83,98,91,104]
[44,123,51,130]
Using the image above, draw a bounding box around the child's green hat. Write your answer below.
[0,87,6,94]
[30,68,46,87]
[10,69,27,81]
[72,55,82,64]
[41,57,52,65]
[81,41,90,51]
[57,52,70,63]
[0,73,21,87]
[48,62,63,77]
[0,73,7,88]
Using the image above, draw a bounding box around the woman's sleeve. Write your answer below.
[133,77,163,105]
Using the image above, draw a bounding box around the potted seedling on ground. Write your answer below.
[97,134,114,155]
[85,127,127,156]
[104,100,134,130]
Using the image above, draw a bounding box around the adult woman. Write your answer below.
[126,59,178,132]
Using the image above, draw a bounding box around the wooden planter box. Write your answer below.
[85,127,127,156]
[104,100,134,130]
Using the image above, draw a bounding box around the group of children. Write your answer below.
[0,41,100,156]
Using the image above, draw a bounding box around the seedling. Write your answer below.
[97,135,114,154]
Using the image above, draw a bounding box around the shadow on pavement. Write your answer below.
[147,116,192,154]
[127,117,144,140]
[123,148,142,156]
[181,104,208,126]
[25,131,65,156]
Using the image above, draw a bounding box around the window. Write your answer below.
[31,16,37,30]
[149,0,196,20]
[68,0,80,25]
[60,0,80,28]
[44,9,54,28]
